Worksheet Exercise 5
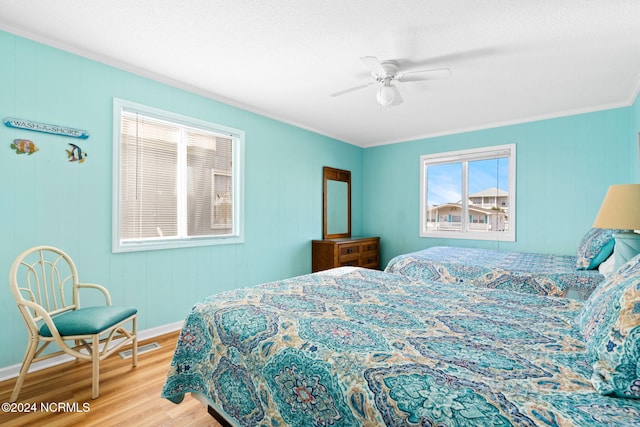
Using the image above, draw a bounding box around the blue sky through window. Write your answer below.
[426,157,509,206]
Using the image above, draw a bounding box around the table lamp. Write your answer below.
[593,184,640,271]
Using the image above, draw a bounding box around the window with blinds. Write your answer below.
[113,99,244,252]
[419,144,516,241]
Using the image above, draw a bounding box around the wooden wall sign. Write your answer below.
[4,117,89,139]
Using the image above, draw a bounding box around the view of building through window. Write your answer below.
[420,144,515,241]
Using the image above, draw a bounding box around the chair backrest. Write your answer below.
[9,246,80,334]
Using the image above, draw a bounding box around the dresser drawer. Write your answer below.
[359,255,379,269]
[339,258,360,267]
[360,240,378,255]
[339,243,361,262]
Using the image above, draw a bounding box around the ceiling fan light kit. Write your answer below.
[332,56,452,110]
[377,84,396,107]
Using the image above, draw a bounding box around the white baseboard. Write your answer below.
[136,320,183,342]
[0,320,183,382]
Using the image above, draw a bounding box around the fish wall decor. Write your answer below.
[11,139,39,155]
[66,143,88,163]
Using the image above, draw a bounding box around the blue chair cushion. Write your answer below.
[40,306,137,337]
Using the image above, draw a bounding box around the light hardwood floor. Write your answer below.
[0,331,222,427]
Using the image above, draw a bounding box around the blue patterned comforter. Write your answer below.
[385,246,604,299]
[161,267,639,426]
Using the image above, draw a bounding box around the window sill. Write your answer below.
[112,235,244,253]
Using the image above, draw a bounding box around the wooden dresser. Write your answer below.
[312,237,380,272]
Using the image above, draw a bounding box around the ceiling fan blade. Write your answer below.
[330,82,374,97]
[391,85,404,106]
[397,67,452,83]
[360,56,387,77]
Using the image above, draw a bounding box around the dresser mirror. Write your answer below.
[323,166,351,239]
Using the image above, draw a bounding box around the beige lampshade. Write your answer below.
[593,184,640,230]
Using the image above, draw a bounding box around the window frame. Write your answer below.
[419,143,516,242]
[112,98,244,253]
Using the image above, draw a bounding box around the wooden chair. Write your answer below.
[9,246,137,402]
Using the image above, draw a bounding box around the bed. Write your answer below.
[384,229,620,300]
[161,266,640,426]
[384,246,604,299]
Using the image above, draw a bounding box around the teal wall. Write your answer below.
[1,28,639,370]
[363,106,639,266]
[0,31,362,367]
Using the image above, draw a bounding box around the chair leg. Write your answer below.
[74,340,82,362]
[10,339,38,403]
[91,334,99,399]
[131,316,138,368]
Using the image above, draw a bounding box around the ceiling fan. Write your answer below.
[331,56,451,109]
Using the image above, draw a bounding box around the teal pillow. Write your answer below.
[574,254,640,398]
[576,228,618,270]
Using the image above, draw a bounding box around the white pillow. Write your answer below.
[598,254,615,278]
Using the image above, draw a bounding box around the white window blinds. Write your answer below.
[114,100,243,252]
[120,113,180,240]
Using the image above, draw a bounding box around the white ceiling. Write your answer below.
[1,1,640,147]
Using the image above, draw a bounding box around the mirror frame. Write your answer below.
[323,166,351,239]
